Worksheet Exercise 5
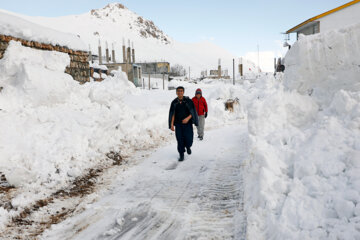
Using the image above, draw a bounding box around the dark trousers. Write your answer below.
[175,123,194,156]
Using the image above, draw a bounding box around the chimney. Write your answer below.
[239,57,243,77]
[122,38,126,63]
[98,39,102,65]
[89,44,93,63]
[105,41,109,63]
[132,42,135,63]
[274,58,277,72]
[112,43,116,63]
[218,58,222,79]
[127,39,131,64]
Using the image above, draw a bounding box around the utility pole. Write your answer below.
[188,67,191,81]
[98,39,102,65]
[233,58,235,85]
[112,42,116,63]
[148,73,150,90]
[162,73,165,90]
[105,41,109,63]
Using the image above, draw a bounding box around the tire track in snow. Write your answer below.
[110,129,248,240]
[40,125,247,240]
[184,156,246,240]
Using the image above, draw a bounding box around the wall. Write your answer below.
[320,3,360,33]
[297,22,320,37]
[0,34,90,83]
[137,62,170,74]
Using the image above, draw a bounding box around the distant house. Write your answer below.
[286,0,360,39]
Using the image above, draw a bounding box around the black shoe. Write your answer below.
[197,136,200,138]
[178,155,184,161]
[186,147,192,155]
[199,136,203,141]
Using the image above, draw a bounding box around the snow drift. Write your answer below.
[243,24,360,239]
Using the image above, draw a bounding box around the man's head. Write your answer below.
[176,86,185,99]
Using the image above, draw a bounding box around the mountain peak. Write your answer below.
[104,3,127,10]
[90,3,171,44]
[90,2,127,17]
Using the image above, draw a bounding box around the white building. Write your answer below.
[286,0,360,39]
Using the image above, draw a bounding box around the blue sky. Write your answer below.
[0,0,351,56]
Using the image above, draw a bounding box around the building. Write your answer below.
[286,0,360,39]
[92,40,142,87]
[208,69,230,79]
[136,62,170,78]
[92,41,170,86]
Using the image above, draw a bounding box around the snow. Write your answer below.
[0,4,360,239]
[90,61,108,71]
[284,23,360,106]
[40,125,247,240]
[245,51,277,73]
[0,41,245,231]
[0,11,86,51]
[243,23,360,239]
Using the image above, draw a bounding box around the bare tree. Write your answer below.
[170,64,187,77]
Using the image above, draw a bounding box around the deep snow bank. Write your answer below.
[284,23,360,106]
[0,41,172,223]
[244,24,360,239]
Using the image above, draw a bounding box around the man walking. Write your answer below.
[169,86,198,161]
[192,88,208,140]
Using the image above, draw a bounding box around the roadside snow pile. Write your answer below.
[0,41,169,215]
[0,11,86,50]
[244,24,360,239]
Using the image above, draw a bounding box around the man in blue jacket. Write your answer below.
[169,86,199,161]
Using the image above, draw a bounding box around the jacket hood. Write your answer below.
[195,88,202,95]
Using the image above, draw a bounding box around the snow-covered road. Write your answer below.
[41,124,247,240]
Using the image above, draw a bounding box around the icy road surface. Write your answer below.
[41,125,247,240]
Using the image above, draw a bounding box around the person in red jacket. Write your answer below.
[192,88,208,140]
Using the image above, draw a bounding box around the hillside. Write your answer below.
[0,3,258,76]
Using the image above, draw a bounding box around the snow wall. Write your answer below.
[284,23,360,106]
[244,23,360,239]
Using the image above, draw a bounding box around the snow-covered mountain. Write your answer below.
[0,3,258,76]
[89,3,171,44]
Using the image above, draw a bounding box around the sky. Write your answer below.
[0,0,351,59]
